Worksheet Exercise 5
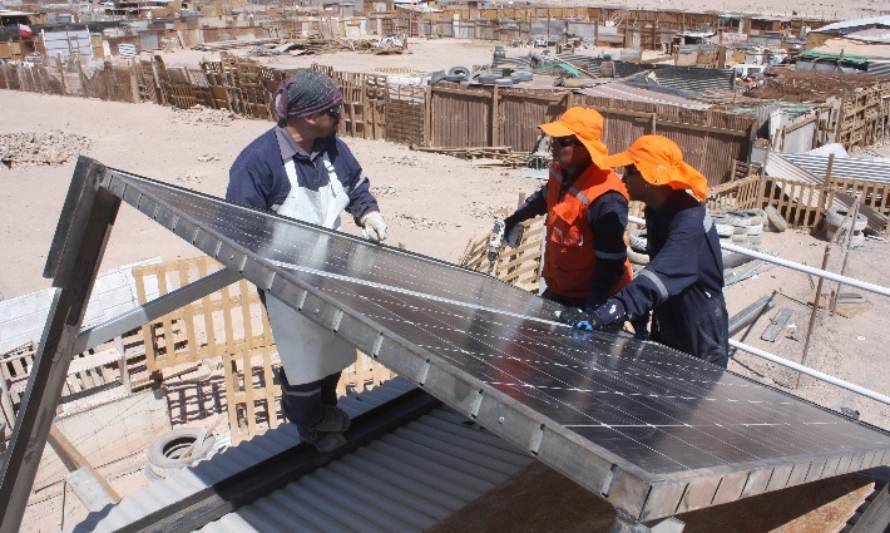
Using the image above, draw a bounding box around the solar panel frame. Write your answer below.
[101,167,890,521]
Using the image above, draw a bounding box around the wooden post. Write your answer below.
[649,112,657,134]
[491,84,500,147]
[128,60,140,103]
[55,54,67,95]
[798,243,832,388]
[830,194,862,314]
[730,160,738,181]
[816,153,836,227]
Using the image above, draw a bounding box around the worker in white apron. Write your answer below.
[227,70,388,452]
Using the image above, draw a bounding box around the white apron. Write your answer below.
[266,155,356,385]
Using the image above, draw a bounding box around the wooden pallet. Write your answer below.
[134,256,397,443]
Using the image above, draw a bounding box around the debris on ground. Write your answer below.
[171,105,237,127]
[747,69,881,102]
[0,130,91,169]
[410,145,529,167]
[392,213,449,230]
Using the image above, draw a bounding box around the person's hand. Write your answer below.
[503,218,524,247]
[361,212,388,242]
[559,307,601,331]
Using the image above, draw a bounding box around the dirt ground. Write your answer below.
[2,87,889,531]
[0,89,538,300]
[532,0,886,20]
[156,38,665,73]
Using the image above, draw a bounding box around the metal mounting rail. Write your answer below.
[628,215,890,299]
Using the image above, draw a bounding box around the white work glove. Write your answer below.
[361,211,388,242]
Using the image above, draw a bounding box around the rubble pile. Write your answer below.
[0,130,92,169]
[171,105,237,127]
[748,69,881,102]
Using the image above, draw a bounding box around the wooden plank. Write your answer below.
[220,284,241,442]
[177,261,200,362]
[238,280,257,437]
[47,424,120,503]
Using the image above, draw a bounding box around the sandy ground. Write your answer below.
[2,88,889,530]
[155,38,665,74]
[533,0,888,20]
[159,38,503,73]
[0,89,538,300]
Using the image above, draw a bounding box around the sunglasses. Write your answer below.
[552,136,579,148]
[326,104,342,119]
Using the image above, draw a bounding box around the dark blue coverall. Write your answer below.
[603,191,729,367]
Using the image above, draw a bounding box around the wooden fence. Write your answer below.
[706,173,762,213]
[1,55,758,186]
[830,176,890,220]
[759,176,835,229]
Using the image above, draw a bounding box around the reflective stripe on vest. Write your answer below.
[543,164,633,300]
[550,167,591,206]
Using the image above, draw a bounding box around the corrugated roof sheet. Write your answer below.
[198,408,532,533]
[579,82,711,110]
[72,378,533,532]
[814,16,890,34]
[781,153,890,183]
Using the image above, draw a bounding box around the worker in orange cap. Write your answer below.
[560,135,729,367]
[499,107,634,320]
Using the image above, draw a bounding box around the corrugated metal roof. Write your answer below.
[72,378,533,533]
[781,153,890,183]
[642,66,736,93]
[814,16,890,34]
[579,82,711,110]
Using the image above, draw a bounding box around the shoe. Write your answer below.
[300,429,347,453]
[314,406,351,433]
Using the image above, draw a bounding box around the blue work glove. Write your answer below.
[559,307,601,331]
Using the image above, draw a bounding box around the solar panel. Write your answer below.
[105,168,890,521]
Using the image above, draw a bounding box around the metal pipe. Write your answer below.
[729,339,890,405]
[628,215,890,298]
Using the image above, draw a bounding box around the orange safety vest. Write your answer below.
[544,163,633,300]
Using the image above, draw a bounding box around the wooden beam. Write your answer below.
[47,424,121,503]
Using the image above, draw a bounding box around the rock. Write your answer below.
[171,105,236,127]
[0,130,92,169]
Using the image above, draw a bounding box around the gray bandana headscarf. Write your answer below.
[273,70,343,124]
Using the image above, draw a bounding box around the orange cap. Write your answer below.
[539,107,609,169]
[603,135,708,201]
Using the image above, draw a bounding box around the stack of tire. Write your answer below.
[714,209,765,249]
[626,207,785,268]
[433,65,534,87]
[824,207,866,248]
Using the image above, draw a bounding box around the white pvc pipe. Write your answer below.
[628,214,890,299]
[729,339,890,405]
